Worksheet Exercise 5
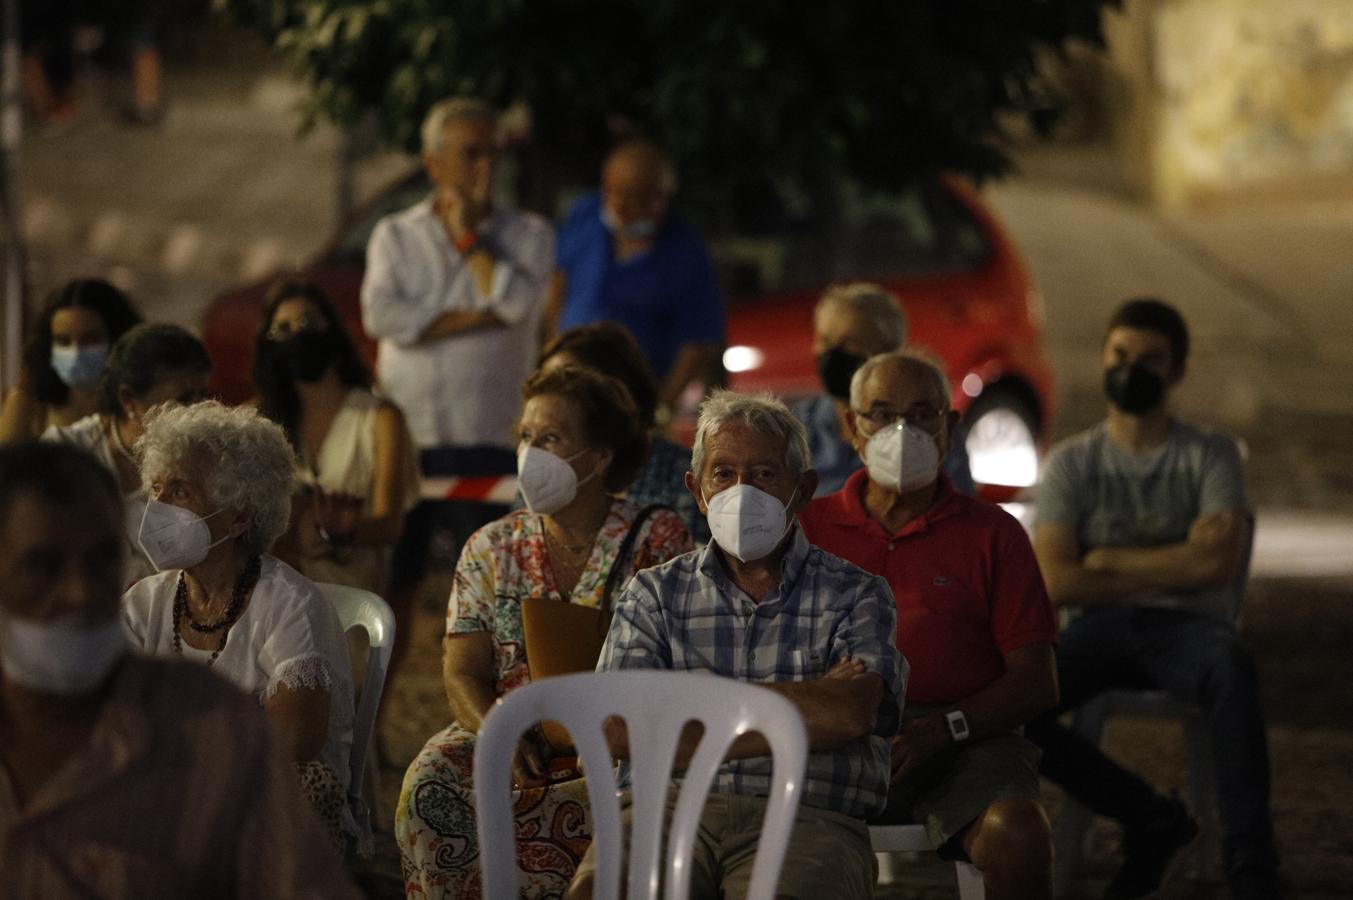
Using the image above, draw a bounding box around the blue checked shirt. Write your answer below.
[598,525,908,818]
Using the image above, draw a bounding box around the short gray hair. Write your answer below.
[691,389,811,479]
[420,97,498,155]
[814,282,908,354]
[138,401,295,556]
[849,349,951,412]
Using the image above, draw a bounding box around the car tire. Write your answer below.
[963,384,1041,490]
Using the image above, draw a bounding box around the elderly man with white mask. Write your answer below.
[799,350,1060,899]
[0,441,359,897]
[566,390,906,900]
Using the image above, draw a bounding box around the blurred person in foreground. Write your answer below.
[567,390,904,900]
[1025,298,1279,900]
[120,402,357,850]
[537,322,708,543]
[799,351,1059,899]
[396,366,691,899]
[0,279,142,444]
[550,139,724,415]
[0,441,360,898]
[42,323,212,585]
[793,282,973,496]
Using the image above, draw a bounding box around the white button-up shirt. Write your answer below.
[360,195,554,449]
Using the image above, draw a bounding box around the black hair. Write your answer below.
[1106,298,1191,371]
[251,278,372,451]
[99,323,213,421]
[23,279,143,406]
[0,440,120,525]
[538,322,659,430]
[521,366,649,493]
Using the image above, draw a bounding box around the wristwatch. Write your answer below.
[945,710,971,743]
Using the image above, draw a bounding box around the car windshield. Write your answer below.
[711,177,991,295]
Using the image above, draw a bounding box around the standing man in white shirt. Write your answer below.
[362,97,553,595]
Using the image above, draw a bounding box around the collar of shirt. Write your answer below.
[410,192,508,247]
[827,469,963,540]
[696,522,812,611]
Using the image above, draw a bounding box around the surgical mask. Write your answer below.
[50,343,110,390]
[865,421,941,493]
[815,347,867,401]
[517,445,597,516]
[704,484,796,563]
[137,499,232,571]
[0,614,126,695]
[1104,363,1166,414]
[600,205,658,241]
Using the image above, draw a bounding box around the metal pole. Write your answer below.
[0,0,24,393]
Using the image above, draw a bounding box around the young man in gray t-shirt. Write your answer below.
[1026,299,1278,900]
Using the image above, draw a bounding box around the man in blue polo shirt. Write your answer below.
[551,140,725,415]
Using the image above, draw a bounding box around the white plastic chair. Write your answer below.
[871,824,985,898]
[317,582,396,849]
[473,670,809,900]
[1051,514,1254,892]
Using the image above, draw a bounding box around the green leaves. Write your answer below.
[219,0,1120,223]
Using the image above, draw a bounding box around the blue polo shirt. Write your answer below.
[556,192,724,379]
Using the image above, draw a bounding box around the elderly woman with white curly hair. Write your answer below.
[121,400,356,848]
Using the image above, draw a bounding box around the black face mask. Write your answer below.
[1103,363,1166,414]
[271,329,340,383]
[816,346,868,401]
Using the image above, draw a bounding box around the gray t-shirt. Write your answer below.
[1036,420,1246,621]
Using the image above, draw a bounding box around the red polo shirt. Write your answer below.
[799,471,1057,704]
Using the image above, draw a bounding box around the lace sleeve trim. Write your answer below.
[265,653,334,699]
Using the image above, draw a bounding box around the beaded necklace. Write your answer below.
[171,555,262,667]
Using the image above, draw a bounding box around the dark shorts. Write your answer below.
[870,731,1043,857]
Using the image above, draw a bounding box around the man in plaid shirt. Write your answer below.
[567,390,906,900]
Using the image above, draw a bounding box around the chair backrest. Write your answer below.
[316,582,396,799]
[473,670,808,900]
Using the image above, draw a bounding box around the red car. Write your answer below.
[203,171,1053,496]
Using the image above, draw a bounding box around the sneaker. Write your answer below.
[1103,795,1200,900]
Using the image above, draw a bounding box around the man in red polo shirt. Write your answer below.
[799,349,1060,898]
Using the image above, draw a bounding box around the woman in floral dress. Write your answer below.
[395,366,693,899]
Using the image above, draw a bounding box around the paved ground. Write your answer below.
[15,27,1353,899]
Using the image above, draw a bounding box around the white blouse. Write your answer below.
[121,556,355,794]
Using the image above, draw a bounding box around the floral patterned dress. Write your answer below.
[395,498,692,899]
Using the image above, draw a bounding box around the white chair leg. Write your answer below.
[955,860,986,900]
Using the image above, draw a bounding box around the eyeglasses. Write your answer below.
[853,403,945,430]
[266,316,326,341]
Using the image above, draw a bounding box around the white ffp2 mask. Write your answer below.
[517,446,597,516]
[704,484,796,563]
[0,615,127,695]
[864,421,941,493]
[137,499,231,571]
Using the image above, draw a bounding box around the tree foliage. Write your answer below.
[221,0,1120,222]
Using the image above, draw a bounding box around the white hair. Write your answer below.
[814,282,908,354]
[849,349,951,411]
[138,401,295,556]
[420,97,499,156]
[691,389,811,479]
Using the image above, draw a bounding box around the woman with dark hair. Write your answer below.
[42,322,212,584]
[538,322,708,543]
[395,365,692,899]
[0,279,142,443]
[252,278,418,594]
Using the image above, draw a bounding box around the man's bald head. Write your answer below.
[601,140,675,236]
